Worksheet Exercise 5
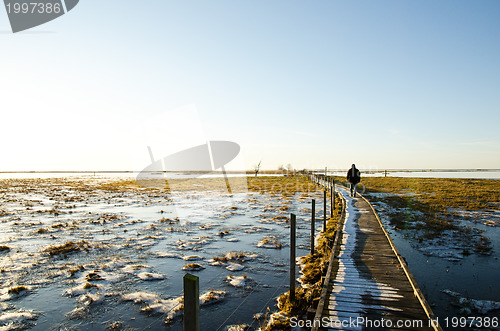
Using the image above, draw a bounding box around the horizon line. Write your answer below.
[1,169,500,174]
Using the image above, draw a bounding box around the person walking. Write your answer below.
[346,164,361,197]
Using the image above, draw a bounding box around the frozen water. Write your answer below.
[0,177,323,329]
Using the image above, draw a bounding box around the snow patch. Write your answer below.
[64,283,102,297]
[200,289,225,305]
[122,292,159,305]
[123,289,225,323]
[226,263,245,272]
[442,289,500,314]
[182,255,203,261]
[226,275,247,287]
[78,293,103,306]
[137,272,165,281]
[151,251,182,259]
[257,236,282,249]
[121,264,151,274]
[0,309,38,329]
[0,286,31,301]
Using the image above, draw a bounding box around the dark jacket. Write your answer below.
[347,168,361,184]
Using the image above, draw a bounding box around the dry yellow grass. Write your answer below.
[43,241,90,257]
[8,285,28,295]
[332,175,497,253]
[332,176,500,212]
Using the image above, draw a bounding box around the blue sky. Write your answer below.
[1,0,499,171]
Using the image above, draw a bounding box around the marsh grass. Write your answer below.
[141,175,314,194]
[7,285,28,295]
[263,315,289,331]
[0,175,315,198]
[140,174,314,194]
[43,241,90,257]
[86,272,104,282]
[96,180,139,192]
[334,176,500,212]
[247,176,316,196]
[332,176,498,253]
[257,236,282,249]
[137,177,246,193]
[182,263,204,271]
[68,265,85,277]
[106,321,124,330]
[83,282,98,290]
[212,256,229,263]
[213,251,248,263]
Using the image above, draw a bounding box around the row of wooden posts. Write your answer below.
[290,172,336,302]
[182,173,336,330]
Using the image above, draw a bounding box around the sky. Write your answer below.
[1,0,499,172]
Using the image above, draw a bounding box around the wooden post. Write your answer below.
[323,190,327,232]
[331,182,334,217]
[183,274,200,331]
[290,213,296,302]
[334,179,336,206]
[311,200,315,255]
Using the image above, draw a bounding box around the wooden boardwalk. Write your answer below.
[310,176,441,331]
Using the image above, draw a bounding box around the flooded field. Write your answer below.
[2,175,499,330]
[0,176,324,330]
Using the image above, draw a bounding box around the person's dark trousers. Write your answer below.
[350,183,358,197]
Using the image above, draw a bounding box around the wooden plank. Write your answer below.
[331,276,416,286]
[332,276,406,283]
[330,281,402,290]
[327,303,405,313]
[327,295,425,309]
[329,289,405,299]
[327,292,401,301]
[329,280,402,288]
[327,302,429,315]
[327,293,420,306]
[334,270,406,277]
